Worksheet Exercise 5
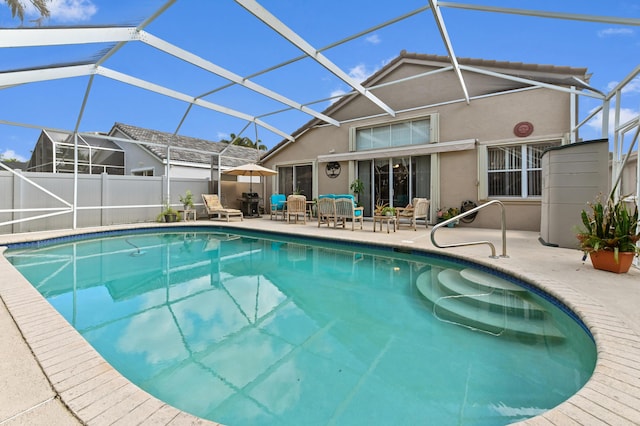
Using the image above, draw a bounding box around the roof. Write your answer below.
[110,123,260,168]
[262,50,592,161]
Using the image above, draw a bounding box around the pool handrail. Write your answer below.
[430,200,508,259]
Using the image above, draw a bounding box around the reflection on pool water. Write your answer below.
[5,228,596,426]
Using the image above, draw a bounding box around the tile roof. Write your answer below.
[110,123,261,168]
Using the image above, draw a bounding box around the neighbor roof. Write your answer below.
[110,123,260,168]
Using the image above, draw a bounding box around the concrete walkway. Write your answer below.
[0,219,639,425]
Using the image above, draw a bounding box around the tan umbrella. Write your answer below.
[222,163,277,193]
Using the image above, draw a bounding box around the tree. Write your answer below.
[220,133,267,151]
[3,0,50,23]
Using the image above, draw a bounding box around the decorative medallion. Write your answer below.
[325,161,341,178]
[513,121,534,138]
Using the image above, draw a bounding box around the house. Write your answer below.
[25,122,260,179]
[25,129,125,174]
[260,51,593,231]
[108,123,260,179]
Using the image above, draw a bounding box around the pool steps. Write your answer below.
[416,268,565,340]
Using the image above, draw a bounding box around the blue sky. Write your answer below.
[1,0,639,161]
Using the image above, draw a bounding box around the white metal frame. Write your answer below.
[0,1,639,234]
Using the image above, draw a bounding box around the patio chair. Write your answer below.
[270,193,286,220]
[317,196,338,228]
[286,194,307,224]
[201,194,243,222]
[335,196,364,231]
[396,198,430,230]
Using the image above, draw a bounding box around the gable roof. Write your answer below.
[261,51,591,161]
[110,122,261,168]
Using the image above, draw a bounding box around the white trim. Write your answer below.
[476,134,564,146]
[318,139,476,163]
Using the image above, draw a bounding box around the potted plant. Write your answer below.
[350,178,364,206]
[374,199,388,216]
[156,203,180,223]
[576,193,639,273]
[437,207,460,226]
[381,206,396,216]
[179,190,194,210]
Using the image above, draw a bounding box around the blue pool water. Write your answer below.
[5,228,596,425]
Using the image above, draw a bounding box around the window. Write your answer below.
[278,164,312,197]
[485,141,559,198]
[132,168,154,176]
[355,118,433,151]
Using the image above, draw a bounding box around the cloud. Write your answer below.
[328,89,347,105]
[328,60,387,104]
[597,27,634,38]
[348,63,379,83]
[23,0,97,23]
[606,76,640,94]
[365,34,381,45]
[1,149,27,162]
[585,106,639,134]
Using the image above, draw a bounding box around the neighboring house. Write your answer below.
[26,129,125,174]
[24,123,261,179]
[0,160,26,171]
[108,123,260,179]
[261,51,593,231]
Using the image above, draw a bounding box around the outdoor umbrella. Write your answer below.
[222,163,277,193]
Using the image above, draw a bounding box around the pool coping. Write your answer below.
[1,221,639,425]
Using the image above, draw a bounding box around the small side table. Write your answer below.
[179,209,196,222]
[373,215,397,233]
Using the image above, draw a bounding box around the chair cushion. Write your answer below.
[271,194,286,209]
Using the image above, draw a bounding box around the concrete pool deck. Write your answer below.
[0,218,639,425]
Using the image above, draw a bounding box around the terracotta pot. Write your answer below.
[589,251,635,273]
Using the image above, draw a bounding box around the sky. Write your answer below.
[1,0,639,162]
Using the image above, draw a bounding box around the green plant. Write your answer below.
[576,192,639,261]
[437,207,460,221]
[374,199,388,215]
[156,203,181,223]
[179,190,194,209]
[350,178,364,196]
[380,206,396,216]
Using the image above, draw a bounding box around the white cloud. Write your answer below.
[585,106,639,134]
[597,27,634,38]
[348,63,382,83]
[23,0,97,23]
[328,60,387,104]
[1,149,27,162]
[365,34,381,45]
[328,89,347,104]
[606,76,640,94]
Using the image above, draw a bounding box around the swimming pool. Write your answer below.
[4,227,596,425]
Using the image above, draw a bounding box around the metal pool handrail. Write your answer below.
[430,200,508,259]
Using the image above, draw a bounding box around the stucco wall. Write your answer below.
[262,62,576,231]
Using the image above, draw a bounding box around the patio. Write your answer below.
[0,219,639,425]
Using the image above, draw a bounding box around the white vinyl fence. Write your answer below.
[0,170,210,234]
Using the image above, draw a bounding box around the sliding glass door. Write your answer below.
[358,155,430,216]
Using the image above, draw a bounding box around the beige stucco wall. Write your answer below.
[262,62,576,231]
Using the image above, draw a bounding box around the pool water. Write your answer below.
[5,229,596,425]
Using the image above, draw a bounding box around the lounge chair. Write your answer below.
[270,193,286,220]
[201,194,243,222]
[335,196,364,231]
[286,194,307,224]
[396,198,430,230]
